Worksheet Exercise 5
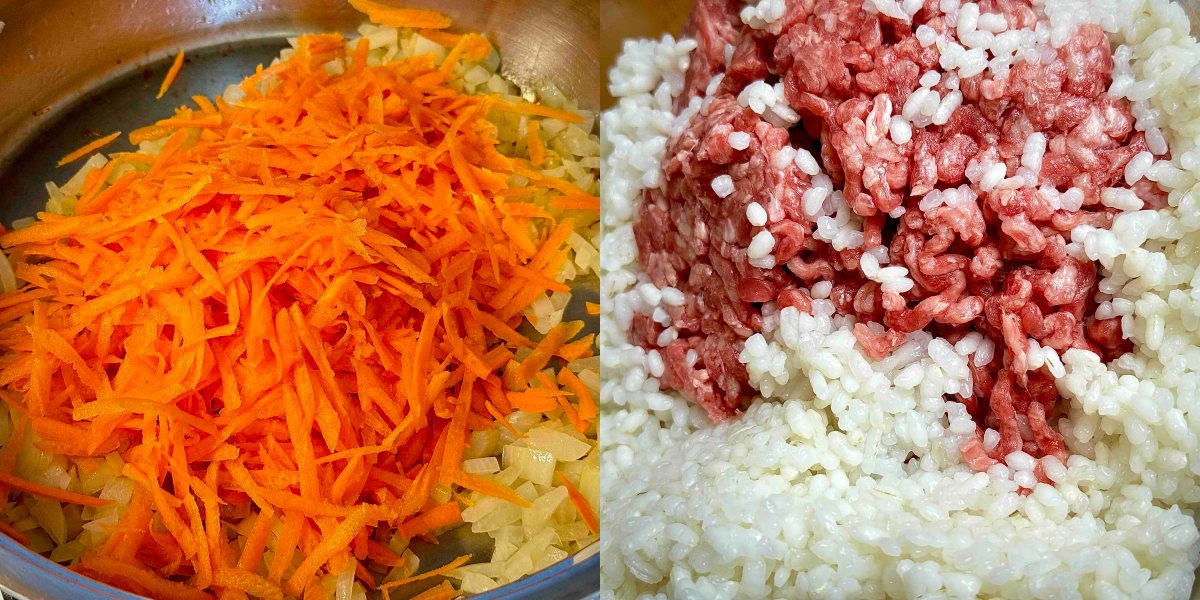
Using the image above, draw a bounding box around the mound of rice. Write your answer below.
[600,0,1200,598]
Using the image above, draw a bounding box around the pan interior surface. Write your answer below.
[0,0,599,186]
[0,40,284,225]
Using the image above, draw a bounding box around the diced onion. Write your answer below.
[462,456,501,475]
[523,428,591,461]
[502,445,556,486]
[0,254,16,295]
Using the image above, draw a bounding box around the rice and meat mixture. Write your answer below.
[602,0,1200,597]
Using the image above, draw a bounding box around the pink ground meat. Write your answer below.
[634,0,1158,464]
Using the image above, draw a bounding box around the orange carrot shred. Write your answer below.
[268,511,306,585]
[57,131,122,167]
[453,472,532,508]
[378,554,471,592]
[128,124,173,145]
[507,389,560,413]
[407,580,458,600]
[348,0,452,29]
[557,367,597,422]
[552,194,601,212]
[104,486,151,561]
[214,568,285,600]
[585,301,600,316]
[185,495,214,589]
[236,505,276,573]
[558,334,596,360]
[77,160,116,205]
[491,98,585,123]
[439,375,474,485]
[526,120,546,167]
[284,505,378,597]
[557,393,588,434]
[397,501,462,538]
[78,554,212,600]
[558,473,599,535]
[0,471,108,507]
[484,400,522,438]
[157,50,186,100]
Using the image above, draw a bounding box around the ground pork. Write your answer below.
[634,0,1153,464]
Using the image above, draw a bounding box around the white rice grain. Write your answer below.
[748,230,776,259]
[711,174,734,198]
[746,202,768,227]
[729,131,752,150]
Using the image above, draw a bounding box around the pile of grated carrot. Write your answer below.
[0,4,598,599]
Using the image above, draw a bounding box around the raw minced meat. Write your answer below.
[633,0,1160,464]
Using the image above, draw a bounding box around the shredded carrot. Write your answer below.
[107,486,152,561]
[397,501,462,538]
[439,376,474,485]
[355,562,376,590]
[559,333,596,360]
[78,554,211,600]
[57,131,121,167]
[215,568,285,600]
[284,505,378,596]
[235,506,276,573]
[0,471,108,507]
[268,511,305,585]
[192,95,217,113]
[586,301,599,316]
[128,124,174,145]
[507,389,561,412]
[558,473,598,535]
[484,400,522,438]
[348,0,451,29]
[506,320,582,389]
[407,580,458,600]
[557,368,597,422]
[76,170,137,215]
[526,120,545,167]
[453,472,532,508]
[157,50,186,100]
[417,29,462,47]
[492,98,585,124]
[366,540,408,568]
[378,554,471,592]
[557,393,588,433]
[475,310,535,348]
[0,8,597,599]
[553,194,601,212]
[185,495,214,589]
[76,159,115,204]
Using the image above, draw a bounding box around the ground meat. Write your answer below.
[633,0,1151,461]
[677,0,745,113]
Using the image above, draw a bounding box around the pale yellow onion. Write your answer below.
[502,445,555,486]
[0,253,16,294]
[461,456,501,475]
[522,428,591,461]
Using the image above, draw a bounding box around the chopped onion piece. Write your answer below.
[462,457,501,475]
[523,428,592,461]
[502,445,556,486]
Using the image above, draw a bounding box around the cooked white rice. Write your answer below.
[599,0,1200,598]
